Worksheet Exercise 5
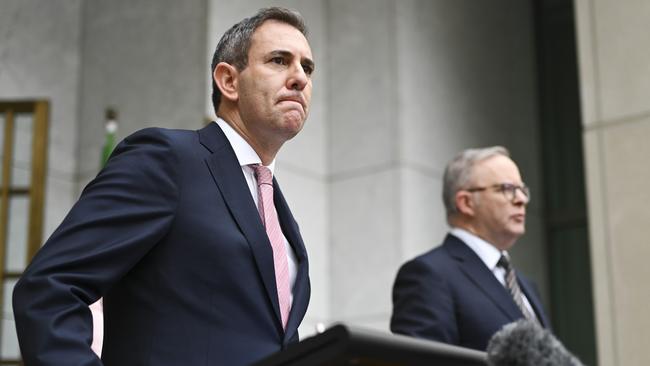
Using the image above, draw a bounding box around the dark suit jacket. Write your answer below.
[390,234,548,351]
[13,123,310,366]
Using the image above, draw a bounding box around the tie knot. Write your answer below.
[253,164,273,186]
[497,255,512,271]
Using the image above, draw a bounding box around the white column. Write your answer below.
[576,0,650,364]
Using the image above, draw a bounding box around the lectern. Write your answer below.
[254,324,487,366]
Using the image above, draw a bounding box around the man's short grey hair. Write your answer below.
[442,146,510,220]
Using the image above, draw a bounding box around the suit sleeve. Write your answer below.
[12,128,179,366]
[390,258,459,344]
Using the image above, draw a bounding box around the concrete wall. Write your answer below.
[326,0,544,331]
[575,0,650,364]
[76,0,207,190]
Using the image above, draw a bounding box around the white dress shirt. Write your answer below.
[215,119,298,303]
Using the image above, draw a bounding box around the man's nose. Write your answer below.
[513,188,529,205]
[287,63,309,91]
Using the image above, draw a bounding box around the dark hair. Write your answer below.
[210,7,308,114]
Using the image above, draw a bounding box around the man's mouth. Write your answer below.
[277,95,305,110]
[511,213,526,222]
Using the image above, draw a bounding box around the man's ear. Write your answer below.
[455,190,476,217]
[213,62,239,102]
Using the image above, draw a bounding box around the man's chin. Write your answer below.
[503,224,525,238]
[510,228,525,239]
[281,116,305,136]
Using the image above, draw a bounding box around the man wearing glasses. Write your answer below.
[390,146,550,351]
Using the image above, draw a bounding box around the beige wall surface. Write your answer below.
[575,0,650,364]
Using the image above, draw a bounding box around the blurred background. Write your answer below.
[1,0,649,365]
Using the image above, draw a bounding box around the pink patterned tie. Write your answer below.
[253,165,291,330]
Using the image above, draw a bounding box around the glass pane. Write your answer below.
[12,113,33,187]
[11,167,30,188]
[6,196,29,273]
[1,278,21,359]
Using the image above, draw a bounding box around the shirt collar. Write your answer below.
[215,118,276,174]
[449,227,506,270]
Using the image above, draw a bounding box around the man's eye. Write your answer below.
[499,184,515,193]
[302,64,314,76]
[271,57,286,65]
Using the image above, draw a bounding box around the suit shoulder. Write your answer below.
[125,127,197,146]
[117,127,204,161]
[95,127,200,192]
[408,244,454,267]
[396,244,454,279]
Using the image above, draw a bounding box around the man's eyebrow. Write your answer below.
[268,50,292,58]
[268,50,315,70]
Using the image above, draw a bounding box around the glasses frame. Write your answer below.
[464,183,530,203]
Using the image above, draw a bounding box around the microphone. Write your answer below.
[486,320,584,366]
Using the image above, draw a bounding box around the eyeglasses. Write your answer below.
[465,183,530,203]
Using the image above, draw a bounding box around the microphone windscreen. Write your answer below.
[486,320,583,366]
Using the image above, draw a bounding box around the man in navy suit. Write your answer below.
[13,7,314,366]
[390,146,550,351]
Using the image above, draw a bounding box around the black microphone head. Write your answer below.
[486,320,584,366]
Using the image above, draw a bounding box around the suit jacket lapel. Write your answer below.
[198,123,284,329]
[444,235,523,322]
[273,180,310,341]
[519,277,551,328]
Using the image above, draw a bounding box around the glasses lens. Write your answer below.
[521,185,530,198]
[499,184,529,201]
